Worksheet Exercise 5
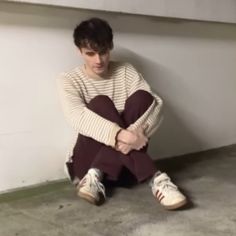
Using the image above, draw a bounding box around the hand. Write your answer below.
[130,127,148,150]
[115,140,132,155]
[127,124,149,150]
[116,129,138,145]
[117,127,148,151]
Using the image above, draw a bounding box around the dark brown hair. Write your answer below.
[73,17,113,53]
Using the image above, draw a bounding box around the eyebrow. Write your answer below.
[84,49,96,52]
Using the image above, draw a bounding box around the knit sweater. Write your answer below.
[57,61,163,148]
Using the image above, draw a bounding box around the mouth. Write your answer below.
[94,65,105,70]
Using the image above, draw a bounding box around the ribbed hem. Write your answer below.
[108,124,122,148]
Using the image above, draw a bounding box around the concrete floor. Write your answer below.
[0,144,236,236]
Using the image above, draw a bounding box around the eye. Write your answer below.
[99,50,108,56]
[86,52,96,56]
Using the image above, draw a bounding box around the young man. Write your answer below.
[58,17,187,210]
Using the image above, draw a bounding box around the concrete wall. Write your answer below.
[7,0,236,24]
[0,2,236,192]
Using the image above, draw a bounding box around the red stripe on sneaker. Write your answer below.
[159,195,165,202]
[156,190,164,201]
[158,193,163,201]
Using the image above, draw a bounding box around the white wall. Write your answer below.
[0,2,236,192]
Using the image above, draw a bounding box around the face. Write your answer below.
[80,47,110,77]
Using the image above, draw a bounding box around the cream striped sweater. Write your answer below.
[57,61,163,148]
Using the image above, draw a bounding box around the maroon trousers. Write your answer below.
[67,90,157,183]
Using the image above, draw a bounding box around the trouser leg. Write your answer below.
[119,90,157,181]
[70,90,157,182]
[71,95,125,181]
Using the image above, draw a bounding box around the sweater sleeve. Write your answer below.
[125,64,164,137]
[57,73,121,147]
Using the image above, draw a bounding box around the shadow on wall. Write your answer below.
[113,48,205,159]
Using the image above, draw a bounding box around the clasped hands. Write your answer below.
[115,125,148,155]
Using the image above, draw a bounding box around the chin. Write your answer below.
[94,69,106,75]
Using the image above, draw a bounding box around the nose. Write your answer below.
[95,53,102,63]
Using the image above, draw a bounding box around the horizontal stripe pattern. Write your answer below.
[57,61,163,149]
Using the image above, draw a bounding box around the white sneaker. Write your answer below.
[78,169,106,205]
[151,172,187,210]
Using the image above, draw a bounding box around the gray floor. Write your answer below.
[0,145,236,236]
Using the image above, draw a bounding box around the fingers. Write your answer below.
[115,141,132,155]
[130,130,148,150]
[116,129,136,144]
[116,127,149,151]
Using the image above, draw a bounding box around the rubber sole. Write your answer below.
[78,191,98,205]
[163,198,187,210]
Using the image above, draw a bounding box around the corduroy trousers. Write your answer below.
[67,90,157,184]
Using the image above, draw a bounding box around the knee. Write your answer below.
[127,90,154,108]
[87,95,115,114]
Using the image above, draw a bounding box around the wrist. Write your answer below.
[115,128,124,144]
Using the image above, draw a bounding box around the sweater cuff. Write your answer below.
[108,124,122,148]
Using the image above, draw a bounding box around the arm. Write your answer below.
[57,73,121,147]
[126,64,164,138]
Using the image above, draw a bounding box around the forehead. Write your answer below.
[80,41,109,53]
[80,47,109,55]
[80,47,96,52]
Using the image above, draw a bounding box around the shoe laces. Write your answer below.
[83,172,106,199]
[154,174,177,193]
